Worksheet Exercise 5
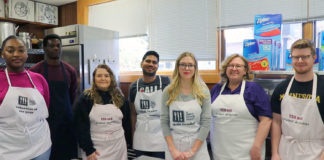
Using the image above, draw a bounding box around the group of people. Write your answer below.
[0,34,323,160]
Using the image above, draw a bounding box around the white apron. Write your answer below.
[0,69,51,160]
[165,98,210,160]
[81,103,127,160]
[279,74,324,160]
[210,80,265,160]
[133,76,165,151]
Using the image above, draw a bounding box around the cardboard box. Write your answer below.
[35,2,58,25]
[8,0,34,22]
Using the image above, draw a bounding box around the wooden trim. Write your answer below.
[303,21,314,41]
[119,70,221,84]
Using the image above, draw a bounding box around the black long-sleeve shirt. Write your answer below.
[74,90,131,156]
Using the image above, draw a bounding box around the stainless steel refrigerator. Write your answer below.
[45,24,119,93]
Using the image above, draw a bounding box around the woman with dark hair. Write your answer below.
[0,35,51,160]
[74,64,130,160]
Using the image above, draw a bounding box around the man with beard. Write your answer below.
[129,51,170,159]
[271,39,324,160]
[29,34,78,160]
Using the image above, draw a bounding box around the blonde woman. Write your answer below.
[161,52,211,160]
[74,64,130,160]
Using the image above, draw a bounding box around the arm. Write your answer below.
[165,135,184,160]
[271,113,282,160]
[130,102,137,146]
[186,89,211,158]
[250,116,272,160]
[321,150,324,160]
[69,66,79,105]
[197,89,211,140]
[128,82,137,147]
[161,87,181,159]
[121,99,132,147]
[73,94,96,156]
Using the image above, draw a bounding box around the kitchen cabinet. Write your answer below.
[0,1,77,39]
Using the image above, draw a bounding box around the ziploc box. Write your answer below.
[314,48,319,71]
[285,49,292,71]
[254,14,282,42]
[319,31,324,71]
[243,39,271,71]
[254,14,282,71]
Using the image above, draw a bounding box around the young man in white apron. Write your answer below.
[129,51,170,159]
[271,39,324,160]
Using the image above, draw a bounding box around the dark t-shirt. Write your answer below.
[128,75,170,103]
[271,74,324,123]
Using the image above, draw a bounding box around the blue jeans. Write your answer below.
[31,147,51,160]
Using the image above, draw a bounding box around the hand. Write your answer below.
[250,145,261,160]
[271,153,281,160]
[87,150,100,160]
[320,151,324,160]
[170,148,184,160]
[183,150,195,159]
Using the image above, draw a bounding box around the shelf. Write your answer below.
[252,71,294,75]
[252,70,324,76]
[0,17,57,28]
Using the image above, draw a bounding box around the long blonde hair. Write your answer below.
[166,52,208,106]
[84,64,124,108]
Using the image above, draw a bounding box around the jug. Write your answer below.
[0,22,19,48]
[18,32,32,49]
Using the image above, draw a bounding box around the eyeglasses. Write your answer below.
[227,64,245,69]
[290,55,312,61]
[179,63,195,69]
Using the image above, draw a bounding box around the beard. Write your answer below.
[143,69,156,77]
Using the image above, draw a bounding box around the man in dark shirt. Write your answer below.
[129,51,170,159]
[30,34,78,160]
[271,39,324,160]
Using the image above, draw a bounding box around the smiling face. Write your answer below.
[94,68,111,91]
[141,55,159,77]
[178,56,196,80]
[225,57,247,83]
[291,48,315,75]
[1,37,28,72]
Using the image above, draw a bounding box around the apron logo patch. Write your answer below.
[173,110,184,122]
[140,99,150,109]
[18,96,28,106]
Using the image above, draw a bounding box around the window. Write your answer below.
[119,36,148,71]
[316,20,324,47]
[223,23,302,59]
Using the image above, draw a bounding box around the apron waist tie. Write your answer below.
[173,132,197,151]
[137,115,159,131]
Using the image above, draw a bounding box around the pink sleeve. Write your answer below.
[28,71,50,108]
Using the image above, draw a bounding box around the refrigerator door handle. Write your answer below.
[87,59,91,86]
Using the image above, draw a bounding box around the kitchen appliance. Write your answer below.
[18,32,32,49]
[45,24,119,93]
[0,22,17,48]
